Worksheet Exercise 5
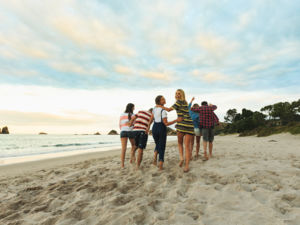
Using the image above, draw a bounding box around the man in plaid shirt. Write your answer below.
[191,100,217,160]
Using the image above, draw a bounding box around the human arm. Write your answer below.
[146,114,154,134]
[128,115,136,127]
[156,105,173,112]
[209,104,217,111]
[189,97,195,105]
[162,117,179,126]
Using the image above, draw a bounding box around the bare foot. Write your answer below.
[179,160,184,167]
[183,167,189,173]
[152,158,157,166]
[202,156,209,161]
[159,162,164,170]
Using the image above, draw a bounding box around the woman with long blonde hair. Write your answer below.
[158,89,194,172]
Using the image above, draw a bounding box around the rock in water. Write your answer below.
[39,132,47,135]
[94,132,101,135]
[1,126,9,134]
[108,130,118,135]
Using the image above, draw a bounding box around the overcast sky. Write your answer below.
[0,0,300,134]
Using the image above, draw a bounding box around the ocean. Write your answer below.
[0,134,177,165]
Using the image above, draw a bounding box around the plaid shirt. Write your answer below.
[192,105,217,128]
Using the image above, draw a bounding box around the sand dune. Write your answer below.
[0,134,300,225]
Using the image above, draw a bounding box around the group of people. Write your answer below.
[119,89,218,173]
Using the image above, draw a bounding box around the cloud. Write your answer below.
[50,12,136,57]
[50,62,105,77]
[196,33,239,63]
[140,70,174,82]
[237,10,256,30]
[114,65,133,75]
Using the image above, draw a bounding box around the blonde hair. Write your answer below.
[176,89,187,104]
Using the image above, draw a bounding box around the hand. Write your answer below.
[191,97,195,102]
[177,117,183,122]
[145,128,149,134]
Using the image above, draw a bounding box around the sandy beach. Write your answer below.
[0,134,300,225]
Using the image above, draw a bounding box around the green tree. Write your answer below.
[224,109,237,123]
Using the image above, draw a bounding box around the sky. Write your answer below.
[0,0,300,134]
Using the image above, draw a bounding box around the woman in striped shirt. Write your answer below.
[159,89,194,172]
[119,103,136,168]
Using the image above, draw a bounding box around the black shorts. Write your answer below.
[202,128,214,142]
[133,131,148,150]
[120,131,135,139]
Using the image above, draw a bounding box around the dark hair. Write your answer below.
[201,101,208,106]
[155,95,163,105]
[193,103,199,108]
[125,103,134,120]
[149,108,153,113]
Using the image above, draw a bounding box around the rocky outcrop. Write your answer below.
[167,127,177,136]
[39,132,47,135]
[94,132,101,135]
[108,130,118,135]
[1,126,9,134]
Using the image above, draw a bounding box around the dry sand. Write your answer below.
[0,134,300,225]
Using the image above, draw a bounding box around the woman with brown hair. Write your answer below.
[158,89,194,172]
[119,103,136,168]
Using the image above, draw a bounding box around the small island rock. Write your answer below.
[108,130,118,135]
[1,126,9,134]
[39,132,47,135]
[94,132,101,135]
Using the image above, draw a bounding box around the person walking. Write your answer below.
[159,89,194,172]
[191,100,217,160]
[152,95,178,170]
[188,97,201,160]
[129,108,154,170]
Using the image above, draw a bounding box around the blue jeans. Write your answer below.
[152,122,167,162]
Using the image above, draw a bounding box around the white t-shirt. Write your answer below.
[153,107,167,123]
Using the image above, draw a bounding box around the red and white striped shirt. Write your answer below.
[133,110,152,131]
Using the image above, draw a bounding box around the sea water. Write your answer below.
[0,134,177,165]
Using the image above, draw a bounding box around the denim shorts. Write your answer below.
[133,131,148,150]
[194,128,202,136]
[120,131,135,139]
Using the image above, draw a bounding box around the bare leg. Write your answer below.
[136,148,143,170]
[120,137,128,168]
[190,135,194,160]
[209,142,213,158]
[153,151,158,166]
[195,136,200,159]
[129,138,136,164]
[159,161,163,170]
[203,141,208,160]
[184,134,192,172]
[177,132,185,167]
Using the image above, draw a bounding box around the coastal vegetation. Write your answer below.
[221,99,300,136]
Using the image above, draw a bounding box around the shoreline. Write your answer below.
[0,141,176,177]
